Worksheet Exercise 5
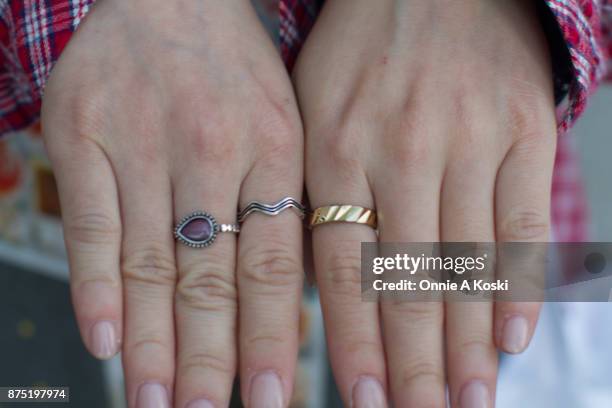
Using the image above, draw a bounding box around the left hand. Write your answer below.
[293,0,557,406]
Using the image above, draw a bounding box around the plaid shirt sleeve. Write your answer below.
[544,0,610,133]
[0,0,95,135]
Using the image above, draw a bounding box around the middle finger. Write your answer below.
[172,157,242,408]
[237,150,304,408]
[374,161,446,407]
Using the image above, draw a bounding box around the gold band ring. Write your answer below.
[308,205,377,229]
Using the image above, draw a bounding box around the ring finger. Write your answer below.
[440,155,499,408]
[374,164,446,408]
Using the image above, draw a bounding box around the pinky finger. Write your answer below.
[495,132,555,354]
[46,137,123,360]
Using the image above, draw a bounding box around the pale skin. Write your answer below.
[41,0,556,407]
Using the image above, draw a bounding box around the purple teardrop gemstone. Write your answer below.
[181,218,213,242]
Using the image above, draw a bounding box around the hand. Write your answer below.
[294,0,556,406]
[42,0,304,406]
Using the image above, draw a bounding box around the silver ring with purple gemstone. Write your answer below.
[174,211,240,248]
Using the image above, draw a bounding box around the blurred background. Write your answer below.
[493,86,612,408]
[575,87,612,240]
[0,1,611,407]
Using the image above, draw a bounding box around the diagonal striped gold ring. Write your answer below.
[308,205,377,229]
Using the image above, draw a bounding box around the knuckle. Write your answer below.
[176,266,236,311]
[261,133,299,157]
[254,136,300,175]
[383,126,433,173]
[196,133,238,164]
[240,246,302,290]
[179,351,234,377]
[456,337,493,353]
[401,359,445,389]
[244,333,288,350]
[65,212,121,245]
[188,118,239,164]
[385,301,443,323]
[522,270,546,290]
[73,275,120,294]
[499,209,549,241]
[67,87,110,142]
[256,101,301,144]
[122,245,176,287]
[343,338,382,357]
[323,246,363,296]
[507,98,555,143]
[126,337,172,358]
[322,127,363,174]
[451,89,475,123]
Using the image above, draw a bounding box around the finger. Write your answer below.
[440,155,498,408]
[375,166,446,408]
[237,151,304,407]
[117,163,176,408]
[172,161,241,408]
[495,131,556,354]
[308,161,388,408]
[45,137,123,360]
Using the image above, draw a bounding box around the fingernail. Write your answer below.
[250,371,283,408]
[352,376,386,408]
[502,315,529,354]
[460,380,490,408]
[186,399,214,408]
[91,321,118,359]
[137,383,170,408]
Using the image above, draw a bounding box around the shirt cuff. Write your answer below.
[542,0,606,133]
[0,0,97,136]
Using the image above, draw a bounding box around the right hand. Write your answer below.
[42,0,304,407]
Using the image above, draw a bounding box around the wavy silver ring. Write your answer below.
[238,197,306,223]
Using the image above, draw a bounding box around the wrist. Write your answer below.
[78,0,265,59]
[320,0,545,45]
[97,0,257,36]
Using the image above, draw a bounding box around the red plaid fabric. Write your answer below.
[0,0,95,133]
[546,0,608,132]
[279,0,322,70]
[0,0,609,241]
[552,132,590,241]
